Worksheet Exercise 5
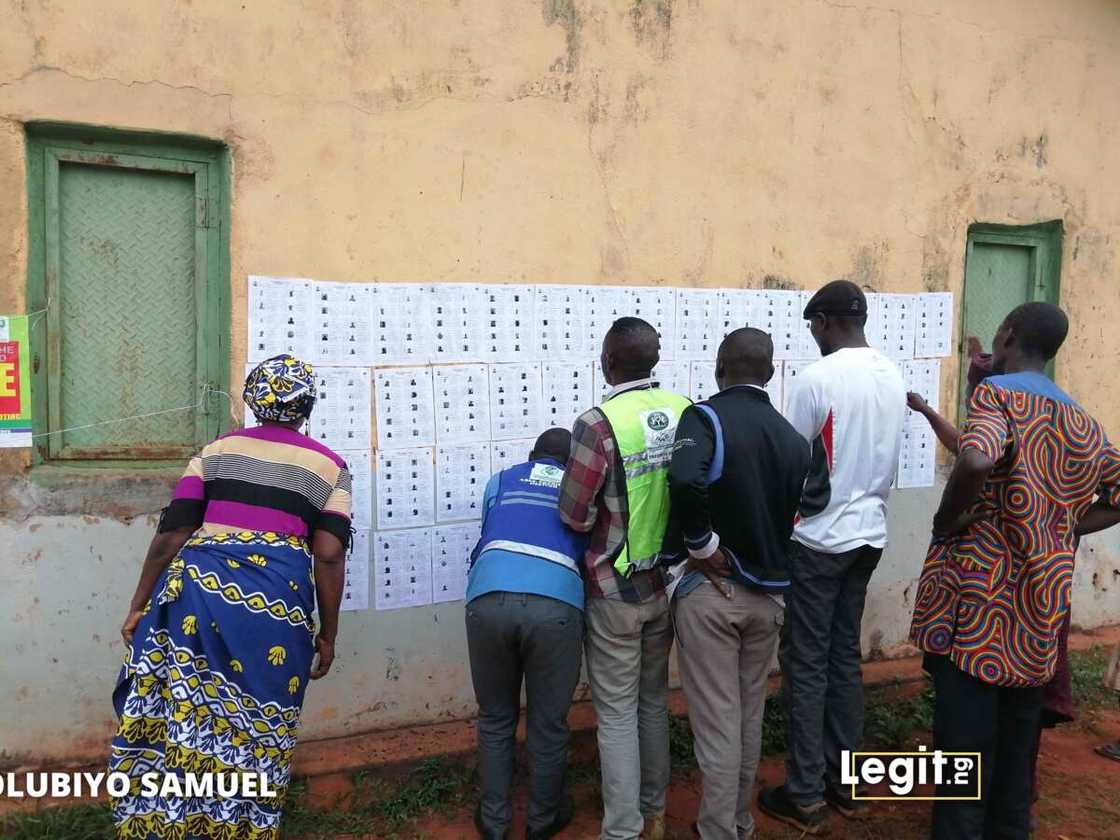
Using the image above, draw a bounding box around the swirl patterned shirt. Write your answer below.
[910,372,1120,687]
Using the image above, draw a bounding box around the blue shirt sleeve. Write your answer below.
[481,473,501,522]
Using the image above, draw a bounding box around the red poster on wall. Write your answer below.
[0,340,20,415]
[0,316,32,447]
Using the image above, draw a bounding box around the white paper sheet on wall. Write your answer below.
[375,367,435,449]
[795,291,821,360]
[897,423,936,488]
[653,360,691,396]
[312,282,374,366]
[432,521,481,604]
[865,292,885,351]
[247,276,314,363]
[782,359,816,414]
[371,284,433,365]
[342,529,371,612]
[436,443,491,522]
[753,290,802,360]
[898,359,941,488]
[482,285,536,361]
[340,449,373,529]
[534,285,588,359]
[904,358,941,415]
[630,286,678,360]
[876,293,918,360]
[676,289,723,361]
[433,364,491,444]
[718,289,755,338]
[310,367,372,451]
[689,361,717,403]
[542,362,594,430]
[375,447,435,530]
[374,528,433,610]
[431,283,484,362]
[586,287,631,351]
[489,363,543,440]
[916,292,954,359]
[490,437,536,472]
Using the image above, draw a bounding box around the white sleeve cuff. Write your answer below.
[687,532,720,560]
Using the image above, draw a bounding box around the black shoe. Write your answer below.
[758,785,830,835]
[475,803,511,840]
[824,783,871,820]
[525,794,574,840]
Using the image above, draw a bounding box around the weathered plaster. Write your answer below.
[1,0,1118,766]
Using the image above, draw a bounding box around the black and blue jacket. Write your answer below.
[667,385,810,591]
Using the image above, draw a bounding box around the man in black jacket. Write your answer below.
[668,328,810,840]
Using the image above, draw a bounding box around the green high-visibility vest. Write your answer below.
[599,386,692,577]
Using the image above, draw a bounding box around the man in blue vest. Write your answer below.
[466,428,589,840]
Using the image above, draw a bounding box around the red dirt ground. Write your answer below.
[315,709,1120,840]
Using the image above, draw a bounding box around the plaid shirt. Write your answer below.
[559,379,668,602]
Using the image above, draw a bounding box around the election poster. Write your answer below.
[0,315,32,448]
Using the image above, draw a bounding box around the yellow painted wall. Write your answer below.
[1,0,1119,765]
[1,0,1118,427]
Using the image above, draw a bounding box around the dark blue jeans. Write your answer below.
[466,592,584,836]
[779,541,882,805]
[927,654,1042,840]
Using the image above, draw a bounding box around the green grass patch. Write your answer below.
[760,694,788,756]
[668,712,698,769]
[863,683,936,749]
[1069,644,1116,711]
[281,756,473,838]
[0,803,114,840]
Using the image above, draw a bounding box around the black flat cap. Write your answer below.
[803,280,867,318]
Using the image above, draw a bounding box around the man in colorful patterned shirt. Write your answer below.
[911,302,1120,839]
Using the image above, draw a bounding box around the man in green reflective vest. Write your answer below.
[559,316,691,840]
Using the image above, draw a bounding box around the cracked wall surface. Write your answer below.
[1,0,1119,766]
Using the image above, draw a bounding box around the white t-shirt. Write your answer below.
[786,347,907,553]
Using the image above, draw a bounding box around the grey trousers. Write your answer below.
[585,595,674,840]
[675,583,782,840]
[780,540,882,806]
[466,592,584,836]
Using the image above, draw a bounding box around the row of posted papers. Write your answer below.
[246,278,953,612]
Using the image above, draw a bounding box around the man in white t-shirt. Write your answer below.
[759,280,907,836]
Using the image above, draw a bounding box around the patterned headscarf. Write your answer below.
[243,355,317,423]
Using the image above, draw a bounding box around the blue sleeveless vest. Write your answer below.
[470,459,586,576]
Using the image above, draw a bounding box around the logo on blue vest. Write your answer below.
[527,463,564,487]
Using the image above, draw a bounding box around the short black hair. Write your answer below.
[803,279,868,325]
[530,427,572,463]
[605,317,660,371]
[718,327,773,381]
[1003,302,1068,361]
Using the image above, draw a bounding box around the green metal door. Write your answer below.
[26,127,230,464]
[54,162,198,458]
[958,223,1062,421]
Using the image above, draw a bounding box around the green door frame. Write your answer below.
[25,123,231,465]
[959,220,1062,422]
